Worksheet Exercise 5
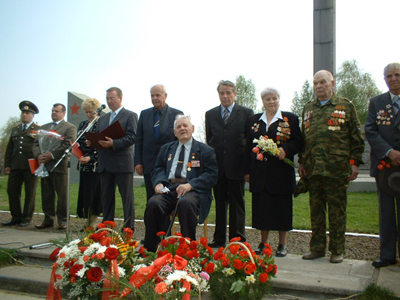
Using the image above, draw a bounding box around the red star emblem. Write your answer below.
[70,102,80,115]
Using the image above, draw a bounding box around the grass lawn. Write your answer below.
[0,175,379,234]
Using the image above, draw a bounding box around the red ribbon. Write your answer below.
[102,259,120,300]
[46,263,61,300]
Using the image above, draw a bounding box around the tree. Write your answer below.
[235,75,258,112]
[291,80,313,117]
[336,60,381,123]
[0,116,20,172]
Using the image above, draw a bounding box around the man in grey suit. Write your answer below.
[134,84,183,201]
[97,87,138,230]
[205,80,254,247]
[33,103,76,229]
[365,62,400,268]
[144,115,218,252]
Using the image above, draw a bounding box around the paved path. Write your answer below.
[1,227,399,299]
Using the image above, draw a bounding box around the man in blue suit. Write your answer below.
[97,87,138,230]
[134,84,183,201]
[144,115,218,252]
[365,63,400,268]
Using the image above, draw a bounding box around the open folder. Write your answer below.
[84,121,126,149]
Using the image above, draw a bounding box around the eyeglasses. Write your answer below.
[106,97,118,101]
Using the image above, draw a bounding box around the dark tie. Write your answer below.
[174,145,185,178]
[22,124,27,131]
[223,108,230,124]
[50,122,57,129]
[154,110,160,139]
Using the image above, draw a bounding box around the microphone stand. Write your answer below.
[49,114,100,238]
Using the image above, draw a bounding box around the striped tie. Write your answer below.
[393,95,400,112]
[223,108,230,124]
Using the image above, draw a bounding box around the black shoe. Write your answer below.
[18,222,29,227]
[35,223,54,229]
[276,244,287,257]
[2,220,20,226]
[208,241,226,248]
[256,243,266,255]
[372,259,397,268]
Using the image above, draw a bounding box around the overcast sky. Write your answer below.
[1,0,399,132]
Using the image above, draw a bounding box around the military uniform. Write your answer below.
[298,94,364,255]
[4,101,40,225]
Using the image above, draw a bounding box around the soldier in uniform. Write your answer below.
[2,101,40,227]
[298,70,364,263]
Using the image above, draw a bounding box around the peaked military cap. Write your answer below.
[19,101,39,114]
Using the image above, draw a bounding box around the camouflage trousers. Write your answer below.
[308,175,349,255]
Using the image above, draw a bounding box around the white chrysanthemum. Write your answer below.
[97,245,107,254]
[165,270,187,285]
[132,263,147,272]
[76,267,88,278]
[245,275,256,284]
[109,244,118,249]
[69,239,81,245]
[118,266,126,277]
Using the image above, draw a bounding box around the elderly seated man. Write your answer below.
[144,115,218,252]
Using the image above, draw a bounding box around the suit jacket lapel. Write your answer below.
[166,141,179,174]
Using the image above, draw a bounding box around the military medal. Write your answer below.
[168,154,172,161]
[187,162,192,171]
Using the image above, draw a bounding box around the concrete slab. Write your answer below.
[376,263,400,297]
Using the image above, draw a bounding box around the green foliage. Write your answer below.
[336,60,382,123]
[0,248,18,267]
[236,75,258,112]
[0,116,20,172]
[291,80,314,118]
[355,283,399,300]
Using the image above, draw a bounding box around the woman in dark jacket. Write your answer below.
[245,87,303,257]
[76,98,102,228]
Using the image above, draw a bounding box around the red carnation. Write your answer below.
[157,231,166,237]
[205,262,215,274]
[222,259,230,267]
[233,259,244,270]
[260,272,269,283]
[104,221,117,228]
[105,247,119,261]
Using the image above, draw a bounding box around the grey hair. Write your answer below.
[260,87,280,99]
[174,114,192,129]
[150,84,167,94]
[384,63,400,77]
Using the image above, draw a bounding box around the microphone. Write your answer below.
[93,104,106,115]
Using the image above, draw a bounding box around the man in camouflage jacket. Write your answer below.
[298,70,364,263]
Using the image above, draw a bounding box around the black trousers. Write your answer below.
[100,171,135,229]
[144,173,155,202]
[144,186,200,252]
[7,169,38,223]
[212,176,246,243]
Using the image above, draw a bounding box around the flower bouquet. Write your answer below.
[120,233,213,300]
[252,135,294,167]
[35,129,64,177]
[47,221,139,300]
[207,238,277,300]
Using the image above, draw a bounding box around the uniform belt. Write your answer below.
[170,178,187,183]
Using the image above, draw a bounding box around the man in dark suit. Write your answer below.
[33,103,76,229]
[365,62,400,268]
[144,115,218,252]
[205,80,254,247]
[3,101,40,227]
[97,87,138,230]
[134,84,183,201]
